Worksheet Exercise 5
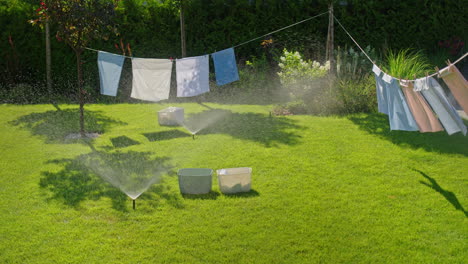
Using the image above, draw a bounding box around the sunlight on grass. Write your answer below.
[0,103,467,263]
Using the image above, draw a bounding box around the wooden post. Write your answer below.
[45,18,52,94]
[326,3,335,74]
[180,0,186,57]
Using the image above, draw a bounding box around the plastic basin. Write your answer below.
[178,168,213,194]
[217,167,252,194]
[158,107,184,126]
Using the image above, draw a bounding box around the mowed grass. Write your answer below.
[0,103,467,263]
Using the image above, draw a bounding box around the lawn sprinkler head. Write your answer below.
[133,199,136,210]
[192,134,195,140]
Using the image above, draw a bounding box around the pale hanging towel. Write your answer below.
[98,51,125,96]
[373,65,388,115]
[176,55,210,97]
[384,76,419,131]
[211,48,240,86]
[414,77,467,136]
[438,64,468,113]
[131,58,173,102]
[400,80,444,133]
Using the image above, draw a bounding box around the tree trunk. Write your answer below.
[326,3,335,75]
[180,0,186,57]
[45,19,52,95]
[76,50,85,137]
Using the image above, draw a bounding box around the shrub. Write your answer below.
[275,49,344,116]
[336,76,377,114]
[382,49,431,79]
[272,100,307,116]
[277,48,329,99]
[334,45,378,114]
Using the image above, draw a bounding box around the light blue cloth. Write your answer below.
[98,51,125,96]
[176,55,210,97]
[211,48,239,86]
[373,65,388,115]
[384,77,419,131]
[414,77,467,136]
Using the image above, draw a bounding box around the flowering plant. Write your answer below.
[277,49,329,98]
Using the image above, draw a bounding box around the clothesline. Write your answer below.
[231,11,329,49]
[332,13,468,82]
[87,9,467,83]
[85,46,132,58]
[86,11,329,58]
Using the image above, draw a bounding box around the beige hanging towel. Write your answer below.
[400,80,444,133]
[439,64,468,113]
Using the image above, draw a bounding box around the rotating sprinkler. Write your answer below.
[192,133,195,140]
[133,199,136,210]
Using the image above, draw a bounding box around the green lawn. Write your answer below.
[0,103,467,263]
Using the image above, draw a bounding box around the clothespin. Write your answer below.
[435,66,441,78]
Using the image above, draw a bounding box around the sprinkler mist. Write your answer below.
[180,109,229,140]
[81,150,169,211]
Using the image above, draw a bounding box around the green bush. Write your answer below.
[336,76,377,114]
[334,45,378,114]
[277,48,329,99]
[382,49,431,79]
[272,100,308,116]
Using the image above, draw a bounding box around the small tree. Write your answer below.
[31,0,119,136]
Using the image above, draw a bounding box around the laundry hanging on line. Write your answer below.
[176,55,210,97]
[438,63,468,114]
[372,65,389,115]
[380,74,419,131]
[211,48,240,86]
[414,76,467,136]
[98,51,125,97]
[131,58,173,102]
[399,80,443,133]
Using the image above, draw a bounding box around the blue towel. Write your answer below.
[98,51,125,96]
[211,48,239,86]
[384,76,419,131]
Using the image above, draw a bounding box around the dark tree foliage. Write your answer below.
[1,0,466,103]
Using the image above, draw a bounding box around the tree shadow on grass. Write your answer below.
[183,109,303,147]
[348,113,468,156]
[11,108,126,144]
[110,136,140,148]
[143,130,191,142]
[40,149,182,211]
[414,169,467,217]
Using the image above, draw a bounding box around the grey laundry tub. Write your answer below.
[178,168,213,194]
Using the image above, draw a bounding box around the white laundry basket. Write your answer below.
[217,167,252,194]
[158,107,184,126]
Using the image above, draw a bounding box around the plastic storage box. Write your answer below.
[178,168,213,194]
[217,167,252,194]
[158,107,184,126]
